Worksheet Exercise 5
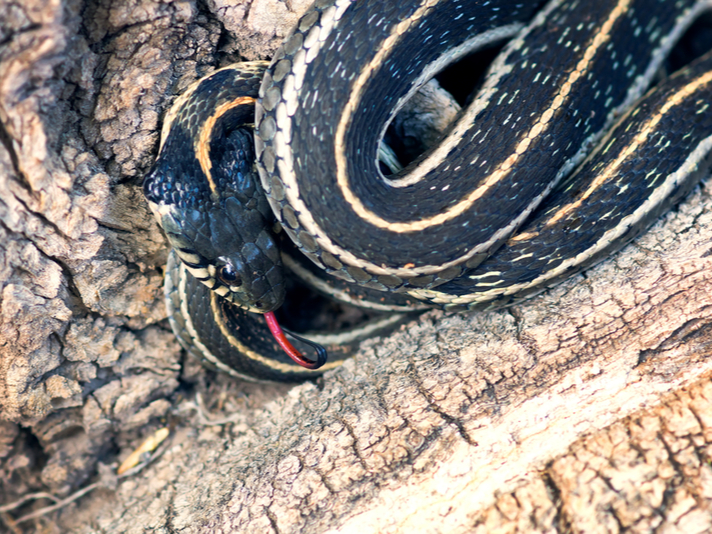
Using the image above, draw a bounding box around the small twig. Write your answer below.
[0,429,172,526]
[0,492,60,513]
[117,427,170,475]
[13,483,101,524]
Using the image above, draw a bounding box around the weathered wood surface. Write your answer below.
[1,0,712,532]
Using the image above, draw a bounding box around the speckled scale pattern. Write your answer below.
[255,0,708,297]
[256,0,543,275]
[430,52,712,310]
[154,0,712,380]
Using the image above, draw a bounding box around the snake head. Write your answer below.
[143,67,285,313]
[145,182,286,314]
[167,198,284,313]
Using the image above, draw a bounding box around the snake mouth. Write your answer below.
[223,283,283,313]
[209,253,285,313]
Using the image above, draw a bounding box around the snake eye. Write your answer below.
[217,264,242,287]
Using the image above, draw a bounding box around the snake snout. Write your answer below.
[214,246,285,313]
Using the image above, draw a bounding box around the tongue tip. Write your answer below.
[264,311,328,370]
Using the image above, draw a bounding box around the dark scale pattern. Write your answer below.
[258,0,544,275]
[153,1,712,380]
[434,51,712,311]
[145,63,288,313]
[166,253,356,382]
[256,0,705,285]
[145,65,265,210]
[183,263,301,381]
[144,125,212,209]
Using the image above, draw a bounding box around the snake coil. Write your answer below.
[144,0,712,381]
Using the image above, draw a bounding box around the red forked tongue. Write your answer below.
[264,311,328,370]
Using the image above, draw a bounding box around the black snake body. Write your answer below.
[144,0,712,381]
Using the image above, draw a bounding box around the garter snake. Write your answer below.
[144,0,712,381]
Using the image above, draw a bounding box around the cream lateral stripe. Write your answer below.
[380,23,524,189]
[282,253,428,311]
[333,0,631,232]
[196,96,256,195]
[273,0,632,277]
[271,0,525,276]
[209,291,345,373]
[160,79,203,152]
[411,82,712,307]
[544,70,712,227]
[177,263,258,381]
[382,0,593,191]
[305,313,409,345]
[385,0,570,190]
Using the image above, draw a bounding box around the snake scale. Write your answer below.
[144,0,712,381]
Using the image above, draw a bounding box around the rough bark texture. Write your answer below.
[1,0,712,533]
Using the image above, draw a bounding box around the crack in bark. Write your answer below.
[0,118,22,179]
[541,470,567,532]
[338,416,370,474]
[264,506,281,534]
[638,313,712,367]
[408,346,477,446]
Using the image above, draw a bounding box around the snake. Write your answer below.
[143,0,712,382]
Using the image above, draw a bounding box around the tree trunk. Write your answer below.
[2,0,712,532]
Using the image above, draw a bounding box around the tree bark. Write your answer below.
[2,0,712,532]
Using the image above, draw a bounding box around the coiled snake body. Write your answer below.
[144,0,712,381]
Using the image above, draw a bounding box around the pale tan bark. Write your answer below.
[1,0,712,533]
